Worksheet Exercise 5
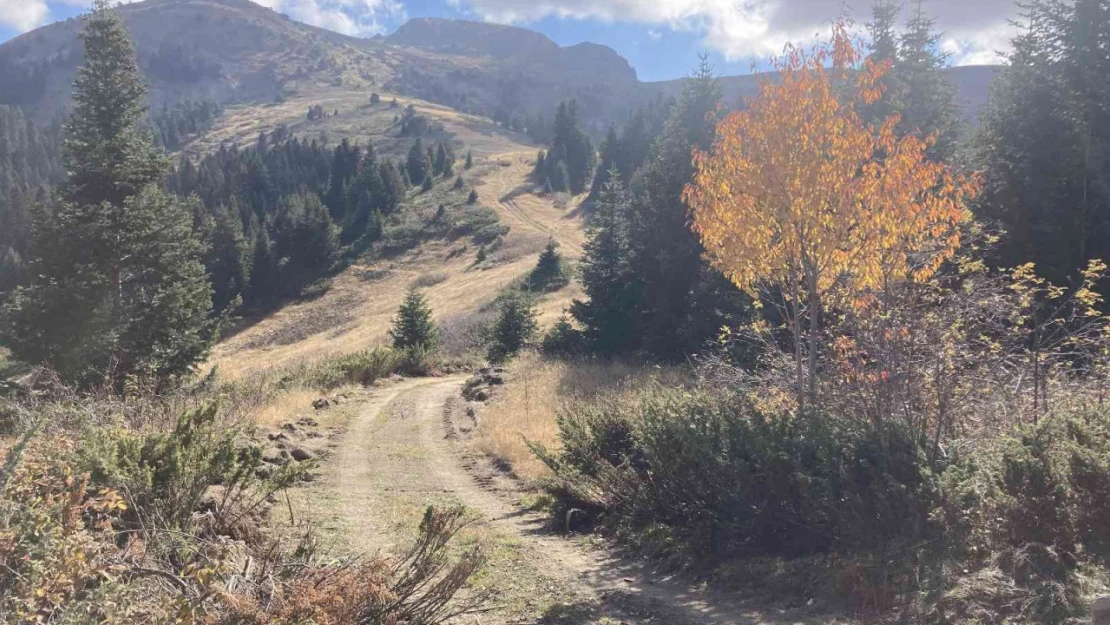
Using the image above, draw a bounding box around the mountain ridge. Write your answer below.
[0,0,1001,131]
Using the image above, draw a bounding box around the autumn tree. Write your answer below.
[684,22,975,408]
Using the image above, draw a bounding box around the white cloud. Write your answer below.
[0,0,50,32]
[454,0,1021,65]
[260,0,403,36]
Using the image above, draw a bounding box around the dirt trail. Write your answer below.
[287,376,829,625]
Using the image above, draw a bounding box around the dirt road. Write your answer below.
[283,376,832,625]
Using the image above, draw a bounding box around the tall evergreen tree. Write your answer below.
[572,171,640,355]
[896,0,964,163]
[407,138,429,186]
[206,202,251,312]
[589,126,620,201]
[532,150,546,184]
[625,56,746,360]
[546,101,596,194]
[1,0,215,384]
[976,0,1110,282]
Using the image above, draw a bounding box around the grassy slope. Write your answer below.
[198,93,588,379]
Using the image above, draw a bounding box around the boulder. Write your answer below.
[290,448,314,462]
[312,398,330,410]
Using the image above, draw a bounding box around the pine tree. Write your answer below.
[896,0,964,163]
[248,225,277,304]
[454,175,465,190]
[206,202,251,312]
[422,175,434,192]
[532,150,546,184]
[273,193,339,284]
[625,55,748,360]
[868,0,901,63]
[589,126,620,201]
[1,0,215,384]
[468,189,479,205]
[378,159,404,213]
[528,238,568,291]
[407,138,428,186]
[550,160,570,193]
[488,290,537,363]
[976,0,1110,282]
[571,171,640,355]
[390,287,439,350]
[548,101,596,194]
[435,142,450,177]
[464,150,473,170]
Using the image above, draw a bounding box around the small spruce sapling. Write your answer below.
[389,287,439,350]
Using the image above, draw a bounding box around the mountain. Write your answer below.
[0,0,1001,134]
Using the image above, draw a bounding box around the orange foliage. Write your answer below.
[683,21,978,305]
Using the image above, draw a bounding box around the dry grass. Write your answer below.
[475,353,689,482]
[209,147,587,380]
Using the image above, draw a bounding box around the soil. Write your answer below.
[280,375,846,625]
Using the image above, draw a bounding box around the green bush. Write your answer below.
[488,291,538,363]
[541,316,587,358]
[76,404,308,532]
[537,387,1110,622]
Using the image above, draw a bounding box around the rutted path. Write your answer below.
[283,376,836,625]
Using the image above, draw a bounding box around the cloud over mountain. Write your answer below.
[453,0,1019,65]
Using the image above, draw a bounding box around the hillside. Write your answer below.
[0,0,1000,130]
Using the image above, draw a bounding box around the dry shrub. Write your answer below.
[0,385,488,625]
[410,271,449,289]
[476,353,688,481]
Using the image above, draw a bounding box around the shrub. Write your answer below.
[76,404,309,532]
[541,316,586,358]
[315,346,406,387]
[488,291,538,363]
[390,288,440,351]
[467,189,478,205]
[536,380,1110,622]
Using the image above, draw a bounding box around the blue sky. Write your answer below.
[0,0,1020,82]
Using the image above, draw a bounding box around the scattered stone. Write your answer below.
[312,398,331,410]
[488,374,505,386]
[281,423,298,433]
[474,388,491,402]
[267,432,288,442]
[307,431,324,439]
[297,417,320,427]
[290,448,314,462]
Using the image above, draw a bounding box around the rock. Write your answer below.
[297,417,319,427]
[267,432,288,442]
[488,374,505,386]
[262,449,286,465]
[307,431,324,439]
[280,450,291,460]
[281,423,298,433]
[290,448,314,462]
[254,465,274,479]
[474,388,491,402]
[312,398,330,410]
